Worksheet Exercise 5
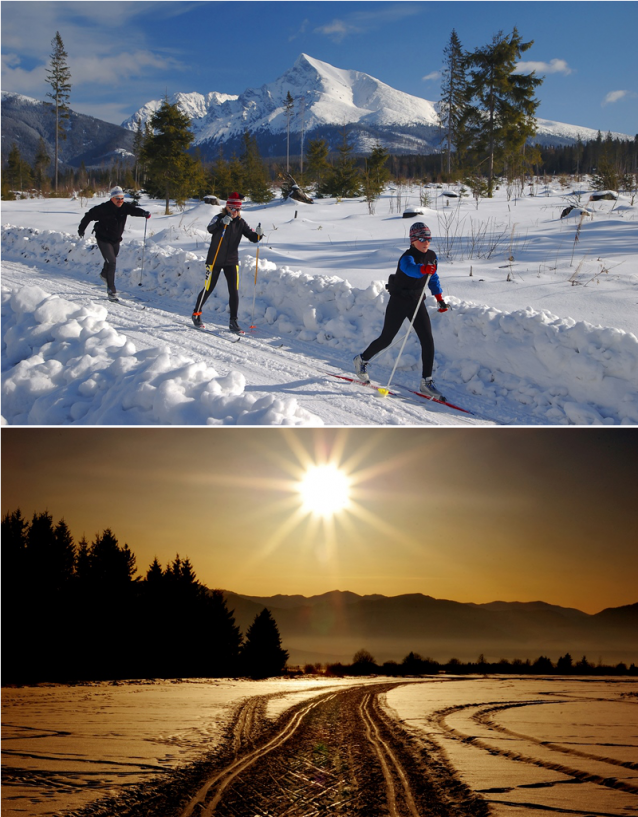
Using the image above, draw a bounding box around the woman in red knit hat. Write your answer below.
[192,192,263,333]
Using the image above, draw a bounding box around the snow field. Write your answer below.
[387,676,638,817]
[2,213,637,425]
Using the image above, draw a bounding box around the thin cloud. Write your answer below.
[314,20,360,43]
[515,58,573,75]
[288,19,309,42]
[602,90,635,106]
[422,71,441,82]
[314,3,421,42]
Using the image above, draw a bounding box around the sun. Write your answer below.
[298,464,351,518]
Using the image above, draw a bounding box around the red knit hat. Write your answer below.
[226,192,242,210]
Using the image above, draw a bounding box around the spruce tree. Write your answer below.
[440,30,469,177]
[140,98,196,213]
[284,91,294,171]
[321,129,362,198]
[305,138,331,194]
[363,143,390,211]
[240,132,274,203]
[464,28,543,196]
[209,148,230,199]
[6,143,33,192]
[45,32,72,192]
[240,608,288,679]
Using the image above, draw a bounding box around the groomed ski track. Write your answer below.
[2,259,496,426]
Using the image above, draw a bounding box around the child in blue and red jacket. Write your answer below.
[353,222,449,400]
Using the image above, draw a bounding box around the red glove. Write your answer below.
[420,263,437,277]
[435,294,449,312]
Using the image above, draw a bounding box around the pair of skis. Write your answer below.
[323,370,474,415]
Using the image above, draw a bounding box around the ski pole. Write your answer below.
[137,217,148,286]
[378,274,432,397]
[249,244,260,329]
[202,224,227,291]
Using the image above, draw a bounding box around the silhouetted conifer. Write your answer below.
[240,608,288,679]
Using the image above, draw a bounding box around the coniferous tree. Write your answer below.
[363,143,390,212]
[45,32,72,191]
[240,132,274,203]
[240,608,288,678]
[6,143,33,192]
[305,138,331,193]
[284,90,294,172]
[440,29,469,177]
[141,98,196,213]
[210,147,233,199]
[464,28,543,196]
[321,129,362,198]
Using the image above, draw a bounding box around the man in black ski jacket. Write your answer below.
[78,186,150,298]
[192,192,263,332]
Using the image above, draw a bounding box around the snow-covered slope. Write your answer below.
[121,53,632,155]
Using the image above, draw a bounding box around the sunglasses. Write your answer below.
[228,207,241,212]
[416,237,431,242]
[113,197,125,202]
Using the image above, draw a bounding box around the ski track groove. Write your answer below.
[431,699,638,798]
[1,260,496,426]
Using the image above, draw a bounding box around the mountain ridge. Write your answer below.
[220,589,638,666]
[122,52,633,159]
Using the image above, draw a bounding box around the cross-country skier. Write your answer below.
[353,222,449,399]
[192,192,264,333]
[78,186,150,300]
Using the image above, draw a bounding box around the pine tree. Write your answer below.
[240,608,288,678]
[321,129,362,198]
[210,147,233,199]
[363,144,390,212]
[6,143,32,192]
[240,132,274,203]
[464,28,543,196]
[305,138,331,193]
[141,98,196,213]
[45,32,72,192]
[132,116,145,188]
[440,30,469,177]
[284,90,294,171]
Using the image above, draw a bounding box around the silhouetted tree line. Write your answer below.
[323,649,637,678]
[1,510,288,684]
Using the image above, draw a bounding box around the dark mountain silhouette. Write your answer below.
[1,91,135,169]
[222,590,638,667]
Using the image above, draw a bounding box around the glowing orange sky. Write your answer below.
[2,428,636,614]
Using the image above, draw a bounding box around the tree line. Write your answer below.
[1,509,288,685]
[3,27,636,204]
[322,649,637,678]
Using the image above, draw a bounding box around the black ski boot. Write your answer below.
[229,318,243,334]
[192,312,204,329]
[107,289,119,302]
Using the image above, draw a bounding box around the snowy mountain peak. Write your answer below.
[120,54,632,158]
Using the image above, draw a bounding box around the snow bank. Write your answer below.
[1,282,320,426]
[2,224,638,425]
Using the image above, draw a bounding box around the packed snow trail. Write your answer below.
[1,260,487,426]
[3,218,638,425]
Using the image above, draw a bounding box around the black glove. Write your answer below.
[436,298,449,313]
[78,229,85,238]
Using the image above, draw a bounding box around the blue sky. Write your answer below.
[2,1,637,135]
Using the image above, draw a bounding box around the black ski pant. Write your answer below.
[362,295,435,379]
[193,265,239,320]
[96,238,121,293]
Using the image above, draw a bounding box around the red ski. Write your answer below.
[322,371,474,415]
